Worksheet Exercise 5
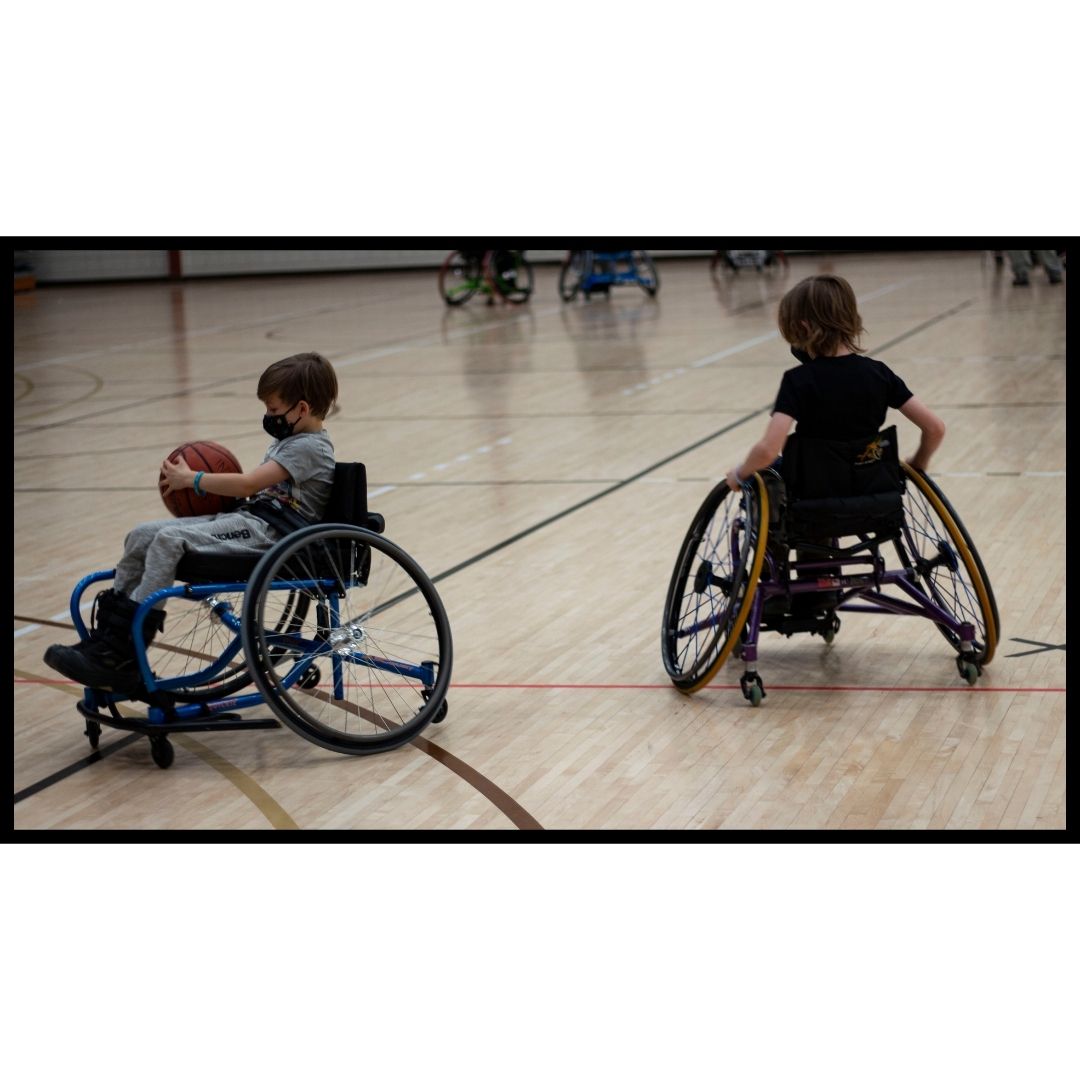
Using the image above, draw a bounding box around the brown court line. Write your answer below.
[15,630,544,830]
[300,684,543,830]
[14,665,298,829]
[17,368,105,422]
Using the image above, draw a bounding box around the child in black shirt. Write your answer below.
[725,274,946,491]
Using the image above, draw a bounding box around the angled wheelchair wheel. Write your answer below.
[489,251,534,303]
[438,251,480,306]
[559,251,591,301]
[150,588,315,703]
[149,591,255,702]
[661,474,769,693]
[241,525,453,755]
[896,465,1000,665]
[633,251,659,296]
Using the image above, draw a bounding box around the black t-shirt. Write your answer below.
[772,354,913,439]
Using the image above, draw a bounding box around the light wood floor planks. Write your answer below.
[14,251,1066,829]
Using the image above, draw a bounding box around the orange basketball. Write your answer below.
[159,441,243,517]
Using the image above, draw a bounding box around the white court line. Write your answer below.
[14,603,91,640]
[17,299,564,375]
[15,302,363,373]
[621,280,914,398]
[14,437,515,632]
[368,436,514,499]
[934,471,1065,478]
[333,305,562,370]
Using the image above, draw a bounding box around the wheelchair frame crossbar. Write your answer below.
[678,563,976,644]
[68,567,437,728]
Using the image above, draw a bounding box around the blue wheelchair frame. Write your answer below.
[560,250,659,300]
[69,567,438,736]
[63,464,452,767]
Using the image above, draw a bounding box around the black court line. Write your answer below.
[427,407,772,586]
[14,293,983,809]
[14,733,143,804]
[16,372,260,435]
[419,293,982,588]
[872,298,977,352]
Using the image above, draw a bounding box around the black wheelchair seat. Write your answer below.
[176,462,385,585]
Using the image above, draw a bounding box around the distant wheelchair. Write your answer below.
[67,464,452,767]
[661,427,999,704]
[438,249,534,306]
[710,250,787,273]
[559,250,659,301]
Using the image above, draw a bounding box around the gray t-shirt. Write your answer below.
[252,429,335,522]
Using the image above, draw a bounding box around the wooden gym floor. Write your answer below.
[13,251,1066,830]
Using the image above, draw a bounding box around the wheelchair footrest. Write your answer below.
[77,701,280,735]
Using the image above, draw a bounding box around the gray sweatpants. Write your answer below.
[114,511,279,602]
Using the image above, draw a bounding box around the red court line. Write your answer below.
[445,683,1066,694]
[16,678,1064,694]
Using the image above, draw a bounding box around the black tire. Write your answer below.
[895,464,1000,665]
[242,525,453,755]
[633,251,659,296]
[661,475,769,692]
[150,735,174,769]
[559,251,591,301]
[489,251,534,303]
[438,251,481,306]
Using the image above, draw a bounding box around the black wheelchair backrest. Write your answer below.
[322,462,385,533]
[780,426,904,537]
[781,426,903,500]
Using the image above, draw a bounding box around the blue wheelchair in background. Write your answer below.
[66,464,453,768]
[559,250,659,301]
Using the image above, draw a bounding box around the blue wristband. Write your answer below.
[193,471,206,496]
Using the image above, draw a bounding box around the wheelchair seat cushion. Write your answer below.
[785,491,904,537]
[176,551,264,584]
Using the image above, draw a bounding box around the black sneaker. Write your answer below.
[1012,275,1030,287]
[43,641,142,693]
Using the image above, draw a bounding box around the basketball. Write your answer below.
[159,441,243,517]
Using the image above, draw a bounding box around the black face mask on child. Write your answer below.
[263,403,301,440]
[790,346,813,364]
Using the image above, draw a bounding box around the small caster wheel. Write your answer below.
[740,672,766,707]
[84,719,101,750]
[298,665,320,690]
[149,735,174,769]
[956,658,979,686]
[823,616,841,645]
[431,699,449,725]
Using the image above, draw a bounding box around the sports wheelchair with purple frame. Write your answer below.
[661,427,999,704]
[68,464,452,768]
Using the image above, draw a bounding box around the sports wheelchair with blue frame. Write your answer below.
[559,250,659,301]
[68,464,453,768]
[661,427,999,704]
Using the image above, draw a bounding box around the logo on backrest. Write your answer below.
[855,436,889,465]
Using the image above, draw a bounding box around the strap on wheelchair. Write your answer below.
[241,497,313,537]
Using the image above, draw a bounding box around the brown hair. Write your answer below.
[777,275,865,358]
[257,352,338,418]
